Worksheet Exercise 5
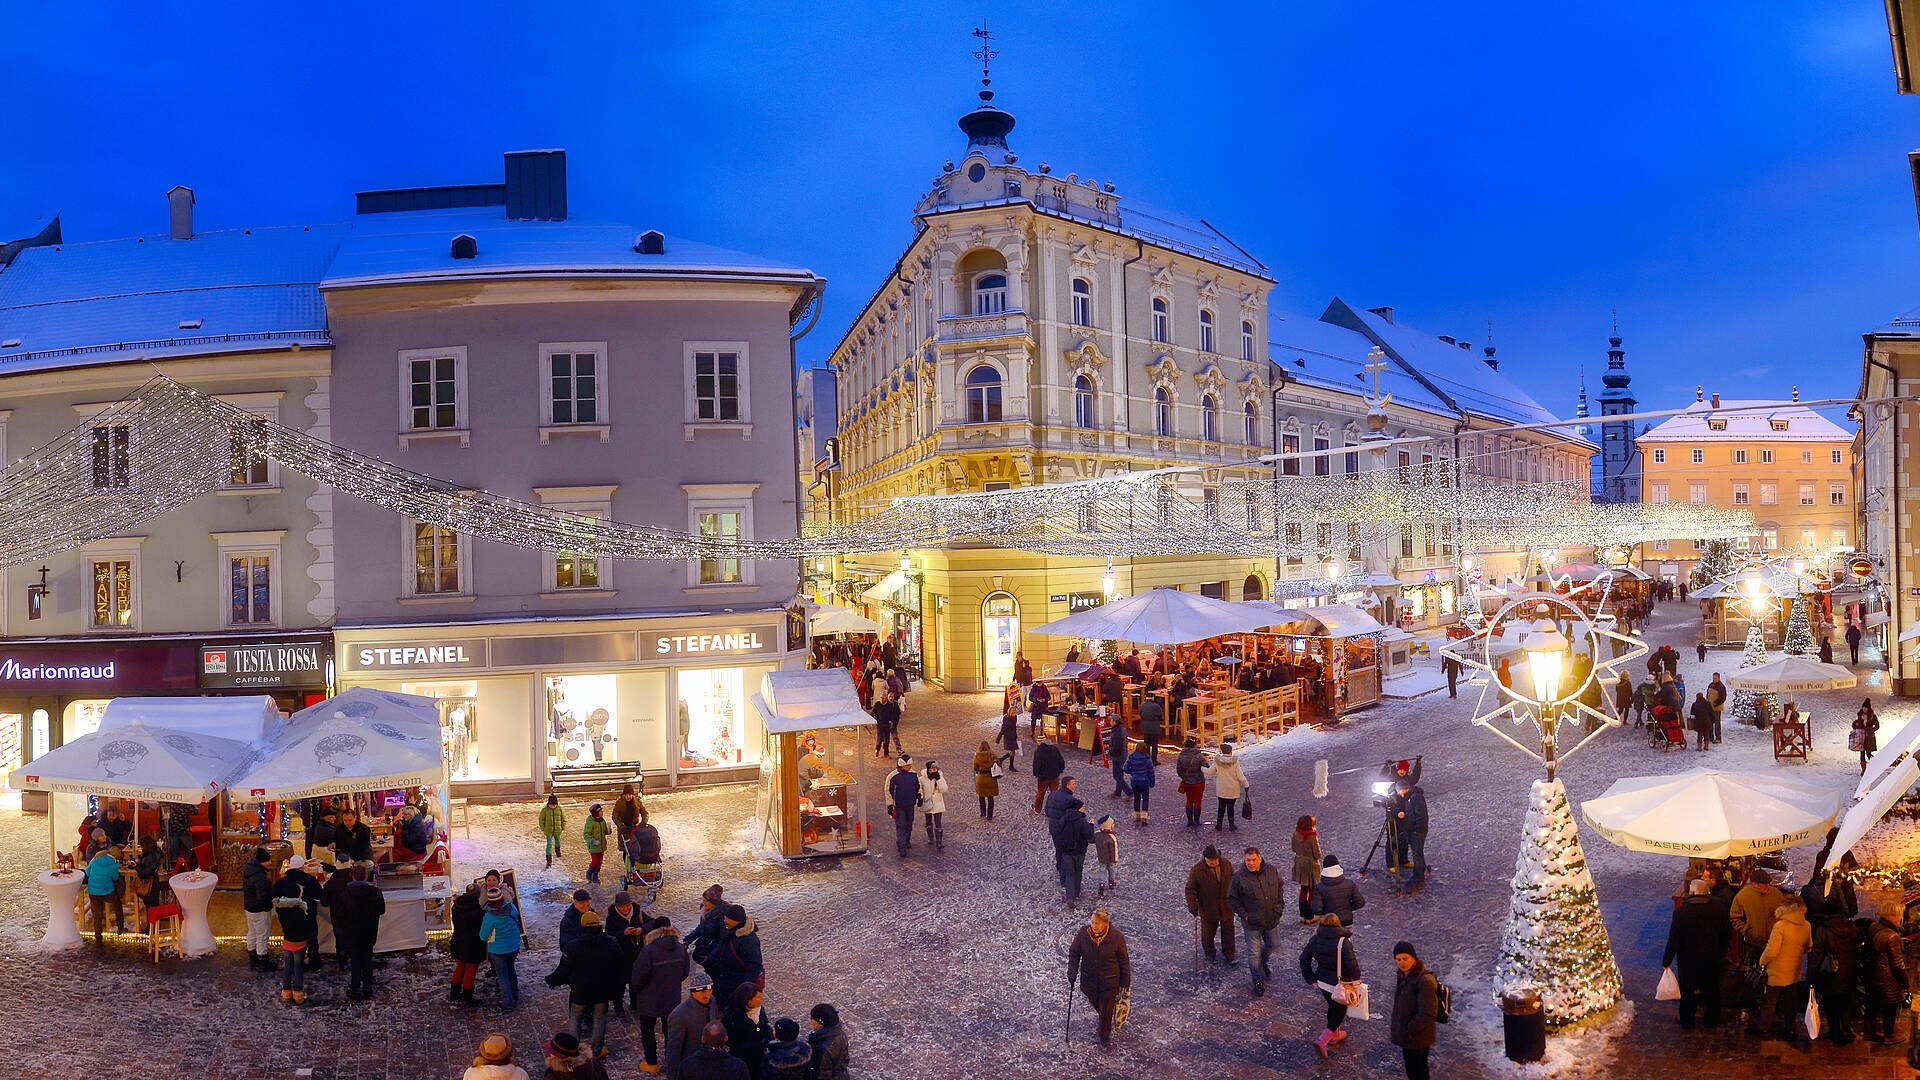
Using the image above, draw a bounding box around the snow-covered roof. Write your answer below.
[1636,400,1851,443]
[321,209,817,290]
[0,225,341,373]
[1867,303,1920,339]
[1324,300,1577,434]
[1102,198,1265,278]
[1267,310,1456,418]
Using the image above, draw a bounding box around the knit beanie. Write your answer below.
[1393,941,1418,960]
[1322,854,1340,868]
[702,883,724,905]
[810,1003,840,1027]
[774,1017,800,1042]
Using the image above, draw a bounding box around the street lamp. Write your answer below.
[1523,618,1570,706]
[1101,557,1117,599]
[899,552,912,574]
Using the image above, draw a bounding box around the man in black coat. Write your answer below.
[870,689,900,758]
[1688,693,1716,751]
[333,863,387,1000]
[663,974,716,1078]
[704,905,764,1007]
[1067,908,1131,1047]
[1662,879,1729,1028]
[1227,846,1285,996]
[1106,717,1131,798]
[1185,845,1236,965]
[885,755,919,856]
[1031,737,1066,815]
[1705,674,1727,744]
[242,846,276,971]
[686,884,726,972]
[681,1022,749,1080]
[605,891,646,1017]
[1049,786,1095,908]
[546,910,627,1058]
[559,888,595,954]
[1442,654,1460,698]
[1388,780,1430,892]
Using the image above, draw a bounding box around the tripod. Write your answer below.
[1358,811,1398,878]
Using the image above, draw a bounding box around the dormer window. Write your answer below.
[972,272,1008,315]
[1769,418,1789,431]
[1707,417,1726,431]
[451,234,478,259]
[177,319,203,330]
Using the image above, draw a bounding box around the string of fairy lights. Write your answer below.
[0,376,1755,568]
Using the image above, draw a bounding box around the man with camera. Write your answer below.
[1387,776,1429,893]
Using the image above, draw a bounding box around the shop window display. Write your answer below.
[396,677,531,782]
[547,673,618,768]
[678,667,762,771]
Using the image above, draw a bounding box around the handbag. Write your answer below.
[989,763,1003,780]
[1655,966,1680,1001]
[1241,789,1253,820]
[1744,962,1767,996]
[1331,943,1370,1019]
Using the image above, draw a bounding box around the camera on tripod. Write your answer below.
[1370,756,1421,808]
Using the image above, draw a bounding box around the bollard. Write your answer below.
[1501,987,1546,1063]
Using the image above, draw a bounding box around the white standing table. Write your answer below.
[168,870,219,957]
[37,869,85,951]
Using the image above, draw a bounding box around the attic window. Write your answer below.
[1707,418,1727,430]
[177,319,202,330]
[1769,418,1789,431]
[450,234,478,259]
[635,230,665,255]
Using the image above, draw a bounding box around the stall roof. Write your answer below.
[809,606,881,636]
[230,688,444,800]
[101,694,284,747]
[1031,586,1279,644]
[859,569,908,603]
[1277,604,1389,639]
[754,669,874,735]
[10,720,257,802]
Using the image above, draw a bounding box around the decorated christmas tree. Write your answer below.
[1692,539,1736,588]
[1727,625,1772,726]
[1493,778,1624,1025]
[1093,638,1118,665]
[1783,597,1814,656]
[1458,598,1486,633]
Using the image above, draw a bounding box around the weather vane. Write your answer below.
[971,23,998,89]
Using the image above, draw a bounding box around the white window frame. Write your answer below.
[212,530,285,628]
[1830,483,1847,506]
[215,392,284,492]
[1652,448,1665,463]
[1758,481,1777,505]
[397,346,469,447]
[1198,309,1216,353]
[964,363,1004,424]
[1153,387,1172,437]
[1151,298,1170,343]
[1649,482,1669,504]
[400,518,473,602]
[1688,481,1708,505]
[539,342,611,444]
[1690,448,1703,464]
[683,341,753,440]
[1734,448,1748,464]
[535,486,616,596]
[1802,450,1813,464]
[1071,278,1092,327]
[684,483,759,590]
[1760,449,1774,464]
[1761,528,1778,550]
[81,536,146,633]
[1731,481,1749,505]
[1073,376,1096,430]
[1241,321,1256,363]
[1832,525,1849,547]
[1830,449,1844,464]
[1798,482,1816,506]
[1800,527,1818,550]
[972,271,1008,315]
[1201,394,1220,442]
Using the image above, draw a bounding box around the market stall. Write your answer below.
[1256,604,1389,718]
[751,669,873,859]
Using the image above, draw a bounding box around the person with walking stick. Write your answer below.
[1185,844,1236,968]
[1067,907,1131,1048]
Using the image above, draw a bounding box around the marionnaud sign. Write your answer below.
[644,629,778,657]
[345,639,489,672]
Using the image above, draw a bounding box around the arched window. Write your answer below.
[1242,573,1264,601]
[1241,320,1256,362]
[1201,394,1220,442]
[1073,375,1096,429]
[1243,401,1259,444]
[965,365,1002,423]
[1154,387,1172,437]
[1071,278,1092,327]
[1199,309,1216,353]
[1151,297,1170,343]
[972,272,1008,315]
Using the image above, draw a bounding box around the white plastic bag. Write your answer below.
[1805,994,1821,1039]
[1655,966,1680,1001]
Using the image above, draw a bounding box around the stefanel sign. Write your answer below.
[200,641,327,689]
[344,638,490,672]
[644,628,780,658]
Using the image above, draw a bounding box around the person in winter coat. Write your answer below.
[1662,879,1730,1028]
[335,863,388,1000]
[541,1032,610,1080]
[333,807,374,864]
[1729,868,1785,968]
[1031,737,1066,814]
[242,846,276,971]
[870,689,900,759]
[721,984,772,1080]
[480,885,524,1011]
[613,783,648,849]
[1123,746,1156,825]
[1754,895,1812,1037]
[1613,670,1635,725]
[1809,908,1860,1044]
[1706,674,1727,743]
[464,1033,531,1080]
[806,1003,850,1080]
[1093,816,1119,893]
[1388,780,1429,891]
[763,1017,812,1080]
[560,889,596,954]
[606,892,646,1017]
[1312,855,1367,927]
[1819,635,1835,665]
[1292,817,1323,924]
[1863,899,1910,1044]
[540,795,568,868]
[885,755,919,856]
[706,906,765,1007]
[1106,717,1132,798]
[1847,622,1863,664]
[1854,700,1881,774]
[1026,679,1052,743]
[82,833,122,943]
[583,804,611,884]
[546,911,627,1058]
[1067,908,1132,1047]
[1175,737,1208,828]
[1299,914,1361,1058]
[1204,742,1249,831]
[1389,942,1440,1079]
[1227,846,1285,996]
[664,975,716,1079]
[997,708,1021,773]
[449,883,488,1005]
[1185,844,1236,964]
[687,884,728,973]
[682,1023,749,1080]
[631,916,690,1072]
[1052,787,1096,908]
[272,855,319,1005]
[1689,693,1716,751]
[918,760,949,849]
[973,741,1000,820]
[1139,693,1164,764]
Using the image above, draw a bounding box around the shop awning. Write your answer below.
[810,606,881,636]
[752,669,874,734]
[1275,604,1389,640]
[859,570,908,603]
[9,720,257,802]
[1863,610,1891,630]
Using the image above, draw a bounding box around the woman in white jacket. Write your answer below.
[920,761,950,850]
[1203,741,1249,832]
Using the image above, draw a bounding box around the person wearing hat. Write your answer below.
[481,884,525,1011]
[272,855,319,1005]
[805,1004,849,1080]
[681,1022,748,1080]
[764,1017,812,1079]
[583,803,611,884]
[279,850,324,970]
[885,754,919,857]
[664,973,716,1078]
[560,888,596,954]
[1728,867,1784,974]
[630,915,690,1074]
[919,759,949,850]
[606,890,645,1017]
[393,801,436,863]
[1186,844,1236,965]
[83,829,124,943]
[1389,941,1439,1078]
[540,794,568,868]
[542,1031,609,1080]
[687,884,727,973]
[1093,815,1119,894]
[1291,816,1323,924]
[449,882,488,1005]
[546,909,626,1059]
[1067,907,1131,1047]
[463,1033,530,1080]
[1310,853,1367,928]
[706,904,764,1008]
[242,846,277,971]
[1387,775,1430,893]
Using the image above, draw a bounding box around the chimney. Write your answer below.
[1695,385,1703,402]
[1367,306,1395,323]
[1710,392,1720,409]
[504,150,567,221]
[1438,335,1456,346]
[167,185,194,240]
[1792,385,1799,402]
[635,230,665,255]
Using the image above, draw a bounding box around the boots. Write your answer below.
[292,990,307,1006]
[280,989,294,1004]
[449,982,462,1003]
[1314,1030,1333,1058]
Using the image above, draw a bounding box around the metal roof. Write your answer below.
[1267,310,1457,418]
[1636,400,1851,442]
[1325,300,1574,433]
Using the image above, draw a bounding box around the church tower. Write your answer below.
[1596,311,1639,503]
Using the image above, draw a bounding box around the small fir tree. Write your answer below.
[1493,778,1624,1025]
[1784,597,1814,656]
[1692,539,1736,588]
[1727,624,1772,726]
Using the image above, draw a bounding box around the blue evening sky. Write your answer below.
[3,2,1914,423]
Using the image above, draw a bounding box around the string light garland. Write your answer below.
[0,376,1757,567]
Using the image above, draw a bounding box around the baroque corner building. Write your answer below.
[819,86,1278,691]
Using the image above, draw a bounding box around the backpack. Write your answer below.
[1430,973,1452,1024]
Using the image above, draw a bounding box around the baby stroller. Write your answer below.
[621,822,664,905]
[1648,704,1686,752]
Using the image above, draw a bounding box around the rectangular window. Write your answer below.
[1832,526,1849,547]
[1346,522,1361,564]
[1652,448,1665,463]
[1650,482,1669,504]
[1762,528,1778,550]
[1734,449,1748,464]
[693,351,741,421]
[409,356,460,430]
[1423,523,1435,557]
[699,512,743,583]
[547,349,601,425]
[91,426,129,488]
[1398,450,1412,484]
[1831,449,1844,465]
[1802,450,1812,464]
[1689,482,1708,505]
[1317,522,1333,553]
[1072,289,1092,328]
[1760,449,1774,464]
[413,523,462,594]
[1201,487,1219,524]
[1344,448,1359,475]
[1830,483,1846,506]
[1284,522,1302,565]
[1400,525,1414,558]
[1691,448,1704,464]
[1314,437,1330,476]
[1282,434,1300,476]
[1655,537,1669,550]
[1732,482,1748,505]
[1799,527,1817,550]
[228,554,271,625]
[1243,492,1258,532]
[1758,482,1777,506]
[1798,482,1815,506]
[90,559,133,628]
[1077,501,1098,534]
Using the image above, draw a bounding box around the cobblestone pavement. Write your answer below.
[0,599,1915,1079]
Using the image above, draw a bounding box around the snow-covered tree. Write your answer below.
[1784,597,1814,656]
[1728,624,1772,726]
[1494,778,1624,1026]
[1693,539,1736,587]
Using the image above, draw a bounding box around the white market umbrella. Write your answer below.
[8,721,256,802]
[809,606,881,636]
[1237,599,1312,623]
[1030,587,1279,645]
[233,689,445,801]
[1831,756,1920,865]
[1856,717,1920,801]
[1723,656,1858,695]
[1579,771,1841,859]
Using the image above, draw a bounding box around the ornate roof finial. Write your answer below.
[1609,305,1622,349]
[1484,317,1495,359]
[958,23,1015,153]
[971,22,998,103]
